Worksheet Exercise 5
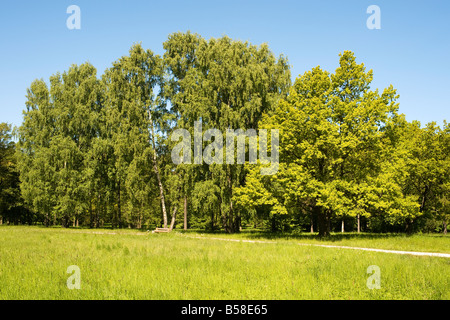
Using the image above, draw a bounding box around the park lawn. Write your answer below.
[183,229,450,254]
[0,226,448,300]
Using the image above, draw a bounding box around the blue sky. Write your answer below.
[1,0,449,128]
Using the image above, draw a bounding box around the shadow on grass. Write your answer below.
[8,224,444,242]
[179,228,418,242]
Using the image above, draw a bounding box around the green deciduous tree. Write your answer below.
[102,43,166,228]
[401,121,450,233]
[0,123,24,224]
[13,36,448,235]
[239,51,416,236]
[17,63,103,227]
[163,31,291,232]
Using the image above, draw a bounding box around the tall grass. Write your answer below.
[183,229,450,254]
[0,226,448,300]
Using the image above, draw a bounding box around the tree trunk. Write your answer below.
[225,170,235,233]
[443,221,447,235]
[96,197,100,228]
[219,196,225,232]
[169,206,177,231]
[310,215,314,234]
[184,195,187,231]
[149,109,168,229]
[357,214,361,233]
[117,181,122,228]
[229,197,241,233]
[341,219,345,233]
[62,216,68,228]
[89,198,94,228]
[405,218,414,234]
[110,204,116,229]
[234,214,241,233]
[327,210,331,234]
[138,205,143,229]
[271,215,276,233]
[420,187,428,213]
[316,206,330,237]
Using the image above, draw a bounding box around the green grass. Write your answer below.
[0,226,449,300]
[183,229,450,254]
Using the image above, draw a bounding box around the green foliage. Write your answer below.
[10,35,449,235]
[236,51,428,236]
[163,32,291,232]
[16,45,167,229]
[0,123,27,223]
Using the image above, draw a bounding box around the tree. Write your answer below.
[245,51,408,236]
[401,121,450,233]
[436,121,450,234]
[17,45,168,229]
[233,163,288,232]
[12,36,448,235]
[0,123,24,224]
[17,79,55,225]
[163,31,291,232]
[102,43,167,228]
[50,63,102,227]
[17,63,103,227]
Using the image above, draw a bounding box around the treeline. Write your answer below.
[0,32,448,235]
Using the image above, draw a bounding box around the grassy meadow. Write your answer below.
[0,226,449,300]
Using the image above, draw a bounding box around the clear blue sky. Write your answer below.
[1,0,449,128]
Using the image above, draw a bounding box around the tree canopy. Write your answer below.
[3,34,447,235]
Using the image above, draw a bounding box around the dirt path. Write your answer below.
[60,230,450,258]
[181,234,450,258]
